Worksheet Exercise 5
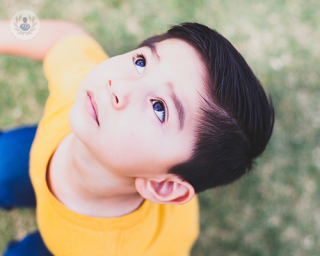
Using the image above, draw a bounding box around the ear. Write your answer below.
[135,175,195,205]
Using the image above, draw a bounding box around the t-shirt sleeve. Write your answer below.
[43,34,109,99]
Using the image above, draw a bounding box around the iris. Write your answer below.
[152,101,165,122]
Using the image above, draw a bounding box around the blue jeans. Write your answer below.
[0,126,53,256]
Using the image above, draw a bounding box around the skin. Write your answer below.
[0,20,206,217]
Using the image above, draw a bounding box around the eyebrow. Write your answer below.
[144,43,160,60]
[167,82,185,130]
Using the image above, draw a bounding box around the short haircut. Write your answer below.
[138,23,275,193]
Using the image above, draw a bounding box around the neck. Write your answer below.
[54,132,144,218]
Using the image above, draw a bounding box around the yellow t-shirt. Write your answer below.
[29,35,199,256]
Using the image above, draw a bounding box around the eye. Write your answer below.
[133,54,146,74]
[151,100,166,123]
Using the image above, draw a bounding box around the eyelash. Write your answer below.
[134,53,145,59]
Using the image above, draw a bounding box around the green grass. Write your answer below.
[1,0,320,255]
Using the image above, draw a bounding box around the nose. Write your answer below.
[106,79,130,110]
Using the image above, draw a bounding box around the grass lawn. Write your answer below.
[1,0,320,255]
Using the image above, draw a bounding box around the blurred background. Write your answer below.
[0,0,319,255]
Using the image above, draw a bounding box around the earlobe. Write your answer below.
[135,176,195,205]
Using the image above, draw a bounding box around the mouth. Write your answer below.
[86,91,100,126]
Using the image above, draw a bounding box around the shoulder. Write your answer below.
[43,34,109,93]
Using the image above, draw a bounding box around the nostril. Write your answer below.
[113,93,119,104]
[108,80,111,86]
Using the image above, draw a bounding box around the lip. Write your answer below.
[86,91,100,125]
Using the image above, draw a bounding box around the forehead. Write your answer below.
[154,38,204,75]
[154,39,205,91]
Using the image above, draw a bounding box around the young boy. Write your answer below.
[0,20,274,256]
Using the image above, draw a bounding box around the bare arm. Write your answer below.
[0,20,88,61]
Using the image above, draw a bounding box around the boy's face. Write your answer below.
[70,39,205,178]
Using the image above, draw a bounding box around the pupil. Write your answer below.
[136,59,145,67]
[154,102,163,111]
